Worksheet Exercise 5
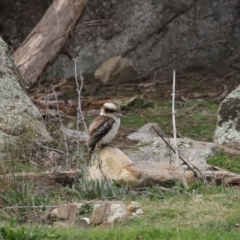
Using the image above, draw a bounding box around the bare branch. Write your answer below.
[51,85,70,168]
[73,57,88,151]
[152,126,199,180]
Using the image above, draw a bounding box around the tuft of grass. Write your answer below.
[1,185,240,239]
[0,180,50,223]
[3,127,40,173]
[207,151,240,173]
[65,177,129,201]
[0,181,49,208]
[0,224,56,240]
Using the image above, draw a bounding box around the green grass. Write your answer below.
[207,151,240,173]
[122,100,218,141]
[1,186,240,240]
[56,186,240,239]
[1,98,239,240]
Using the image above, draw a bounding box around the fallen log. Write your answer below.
[14,0,89,87]
[1,166,240,188]
[1,171,80,186]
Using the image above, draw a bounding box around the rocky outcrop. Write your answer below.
[214,85,240,155]
[127,123,219,170]
[47,0,240,78]
[0,37,51,158]
[87,145,194,187]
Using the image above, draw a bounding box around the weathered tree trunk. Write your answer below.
[14,0,88,87]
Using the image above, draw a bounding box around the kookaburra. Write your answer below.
[86,102,123,151]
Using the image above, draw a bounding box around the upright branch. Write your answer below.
[73,57,88,151]
[51,85,69,168]
[172,70,188,188]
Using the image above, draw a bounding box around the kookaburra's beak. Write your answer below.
[116,112,124,118]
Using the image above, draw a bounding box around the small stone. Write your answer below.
[47,151,61,162]
[53,203,82,221]
[90,203,108,225]
[53,222,69,229]
[68,204,78,224]
[135,208,144,215]
[76,218,90,230]
[98,220,114,230]
[67,122,74,129]
[126,202,139,214]
[51,208,58,217]
[94,56,138,83]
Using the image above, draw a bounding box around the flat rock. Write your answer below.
[127,123,219,170]
[117,161,194,188]
[127,123,166,142]
[51,203,82,224]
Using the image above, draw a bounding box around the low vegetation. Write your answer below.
[1,96,240,239]
[1,185,240,239]
[114,99,218,142]
[207,151,240,173]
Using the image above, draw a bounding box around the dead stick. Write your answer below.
[152,126,199,179]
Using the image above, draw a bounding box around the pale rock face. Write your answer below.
[126,123,219,171]
[88,146,132,181]
[117,161,195,188]
[214,85,240,155]
[0,37,51,158]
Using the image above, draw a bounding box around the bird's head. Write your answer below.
[100,102,124,118]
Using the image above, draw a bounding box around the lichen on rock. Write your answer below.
[214,85,240,155]
[0,37,51,158]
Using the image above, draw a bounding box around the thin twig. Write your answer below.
[172,70,188,189]
[73,57,88,151]
[51,85,69,168]
[172,70,180,165]
[35,139,64,154]
[152,126,199,179]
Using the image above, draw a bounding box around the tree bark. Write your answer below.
[14,0,88,87]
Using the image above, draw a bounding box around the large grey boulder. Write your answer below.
[0,37,51,158]
[214,85,240,155]
[126,123,219,170]
[47,0,240,78]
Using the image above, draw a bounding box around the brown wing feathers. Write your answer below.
[87,116,115,150]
